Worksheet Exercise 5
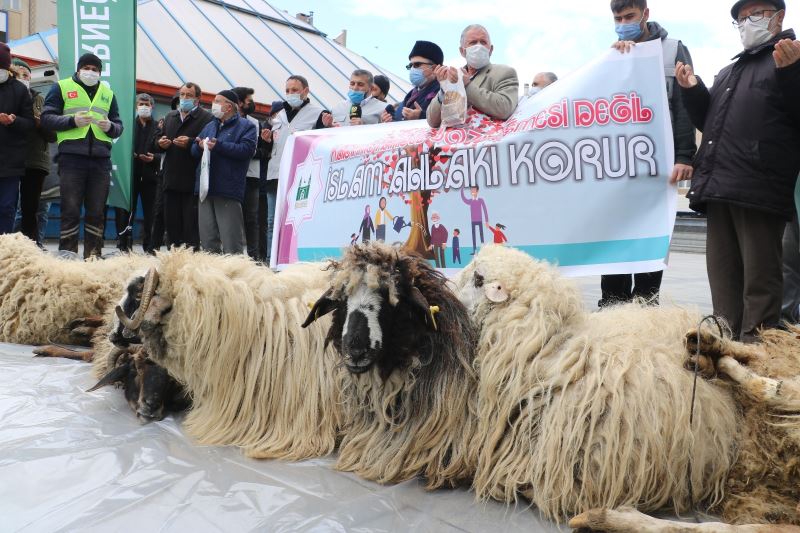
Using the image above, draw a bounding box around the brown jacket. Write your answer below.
[427,63,519,127]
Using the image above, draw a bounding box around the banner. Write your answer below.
[57,0,137,211]
[272,40,676,276]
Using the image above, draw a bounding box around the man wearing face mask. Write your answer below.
[115,93,161,252]
[10,58,52,245]
[155,82,213,250]
[326,69,385,127]
[519,72,557,104]
[598,0,697,308]
[0,43,35,235]
[426,24,519,127]
[41,53,124,258]
[675,0,800,342]
[191,89,256,255]
[381,40,443,123]
[265,75,326,264]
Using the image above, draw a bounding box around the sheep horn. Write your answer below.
[115,268,160,332]
[86,362,131,392]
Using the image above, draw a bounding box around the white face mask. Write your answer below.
[528,87,542,97]
[79,69,100,86]
[211,102,225,119]
[0,70,8,84]
[465,44,491,70]
[739,13,777,50]
[20,79,30,89]
[137,105,152,119]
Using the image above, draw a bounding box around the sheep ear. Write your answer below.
[484,282,509,303]
[302,288,339,328]
[86,362,131,392]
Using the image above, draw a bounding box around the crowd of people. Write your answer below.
[0,0,799,344]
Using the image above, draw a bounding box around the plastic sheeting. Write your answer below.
[0,344,564,533]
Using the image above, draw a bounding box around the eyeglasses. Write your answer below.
[405,61,434,70]
[732,10,776,27]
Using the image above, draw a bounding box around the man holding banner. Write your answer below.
[41,53,124,258]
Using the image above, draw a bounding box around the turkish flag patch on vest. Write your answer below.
[67,91,79,99]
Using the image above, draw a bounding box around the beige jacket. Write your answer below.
[426,63,519,127]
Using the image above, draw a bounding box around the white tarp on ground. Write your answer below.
[0,344,563,533]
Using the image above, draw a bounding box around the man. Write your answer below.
[265,76,325,263]
[461,185,489,254]
[675,0,800,341]
[191,89,256,254]
[326,70,384,126]
[381,40,444,123]
[374,196,394,241]
[9,57,48,243]
[233,86,269,260]
[520,72,558,104]
[427,25,519,127]
[156,82,213,250]
[599,0,698,308]
[41,53,123,258]
[115,93,160,252]
[428,212,448,268]
[781,178,800,323]
[372,75,390,103]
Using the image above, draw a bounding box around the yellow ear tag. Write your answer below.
[429,305,440,331]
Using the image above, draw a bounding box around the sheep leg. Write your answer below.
[66,316,105,330]
[569,507,800,532]
[716,356,800,411]
[684,328,766,379]
[33,345,94,362]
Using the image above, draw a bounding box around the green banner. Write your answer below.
[57,0,137,211]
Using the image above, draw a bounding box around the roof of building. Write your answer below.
[8,0,411,108]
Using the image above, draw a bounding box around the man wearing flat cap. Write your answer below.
[382,40,444,123]
[41,52,124,258]
[191,89,257,255]
[675,0,800,343]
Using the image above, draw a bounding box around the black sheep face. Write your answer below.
[109,274,145,347]
[305,280,436,380]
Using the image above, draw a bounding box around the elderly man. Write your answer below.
[675,0,800,342]
[325,69,385,126]
[191,90,256,255]
[382,40,444,123]
[41,53,124,258]
[426,24,519,127]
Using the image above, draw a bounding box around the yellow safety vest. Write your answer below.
[56,78,114,145]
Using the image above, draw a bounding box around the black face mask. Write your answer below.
[243,102,256,115]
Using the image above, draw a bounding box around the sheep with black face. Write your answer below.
[303,242,479,488]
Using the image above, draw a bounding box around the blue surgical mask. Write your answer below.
[178,98,195,113]
[615,15,644,41]
[285,94,304,108]
[348,89,366,105]
[409,67,426,87]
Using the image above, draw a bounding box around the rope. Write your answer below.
[686,314,725,518]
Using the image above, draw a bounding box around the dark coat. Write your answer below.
[155,107,214,193]
[0,77,35,178]
[40,74,124,161]
[641,21,697,165]
[681,29,800,220]
[191,113,257,203]
[133,117,161,184]
[394,79,440,121]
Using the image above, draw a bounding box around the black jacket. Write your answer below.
[155,106,213,193]
[40,74,124,160]
[681,30,800,220]
[133,117,161,184]
[0,77,35,178]
[641,22,697,165]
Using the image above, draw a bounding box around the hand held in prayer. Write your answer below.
[773,39,800,68]
[98,119,112,132]
[321,112,334,127]
[74,112,93,128]
[675,62,698,89]
[158,136,172,149]
[380,111,393,123]
[402,102,423,120]
[260,128,272,142]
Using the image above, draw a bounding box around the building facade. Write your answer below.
[1,0,56,42]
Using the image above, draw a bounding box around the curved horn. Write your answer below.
[86,362,131,392]
[117,268,161,332]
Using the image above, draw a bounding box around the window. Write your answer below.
[0,0,21,11]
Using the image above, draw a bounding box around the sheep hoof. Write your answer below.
[684,354,717,379]
[33,345,94,362]
[569,508,614,531]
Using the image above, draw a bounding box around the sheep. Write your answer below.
[86,344,191,423]
[302,242,480,489]
[115,248,344,461]
[0,233,156,346]
[453,245,800,528]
